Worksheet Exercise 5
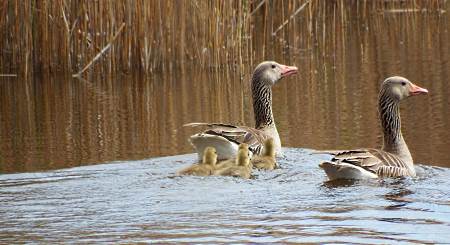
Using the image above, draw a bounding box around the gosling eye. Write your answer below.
[271,64,276,69]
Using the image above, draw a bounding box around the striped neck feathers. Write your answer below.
[378,88,412,162]
[252,77,274,129]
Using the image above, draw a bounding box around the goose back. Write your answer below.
[327,148,416,177]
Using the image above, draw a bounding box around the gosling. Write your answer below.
[177,147,217,176]
[251,138,277,170]
[214,145,252,179]
[215,143,250,170]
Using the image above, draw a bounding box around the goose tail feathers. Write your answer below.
[319,161,378,181]
[189,133,239,161]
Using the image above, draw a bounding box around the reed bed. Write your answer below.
[0,0,448,173]
[0,0,447,78]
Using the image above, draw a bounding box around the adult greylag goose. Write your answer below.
[214,144,252,179]
[319,76,428,180]
[184,61,298,160]
[177,147,217,176]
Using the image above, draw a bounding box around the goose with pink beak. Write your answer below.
[185,61,298,160]
[319,76,429,180]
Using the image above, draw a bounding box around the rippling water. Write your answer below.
[1,3,450,173]
[1,148,449,243]
[1,2,450,243]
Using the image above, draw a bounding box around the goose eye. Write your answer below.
[271,64,276,69]
[401,82,406,86]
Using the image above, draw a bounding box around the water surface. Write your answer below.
[1,148,449,243]
[1,5,449,173]
[1,2,450,243]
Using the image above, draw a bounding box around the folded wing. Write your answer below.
[321,148,412,178]
[184,122,270,156]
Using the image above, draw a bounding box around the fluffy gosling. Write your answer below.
[251,138,277,170]
[177,147,217,176]
[214,145,252,179]
[215,143,250,170]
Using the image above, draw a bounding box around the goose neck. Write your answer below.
[252,79,274,129]
[378,90,413,164]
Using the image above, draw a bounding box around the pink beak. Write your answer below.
[280,65,298,78]
[410,83,429,96]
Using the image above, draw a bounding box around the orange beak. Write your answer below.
[280,65,298,78]
[409,83,429,96]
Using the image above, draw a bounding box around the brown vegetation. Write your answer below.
[0,0,446,77]
[0,1,448,173]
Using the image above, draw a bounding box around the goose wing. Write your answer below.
[183,123,269,154]
[325,148,412,177]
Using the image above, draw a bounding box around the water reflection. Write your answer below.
[0,4,449,173]
[321,179,360,188]
[383,186,414,209]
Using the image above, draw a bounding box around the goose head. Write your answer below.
[252,61,298,86]
[263,138,276,157]
[381,76,428,101]
[202,147,217,166]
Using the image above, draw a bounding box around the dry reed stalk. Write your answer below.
[73,22,125,77]
[0,0,447,77]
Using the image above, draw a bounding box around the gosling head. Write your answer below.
[252,61,298,86]
[380,76,428,102]
[236,147,250,167]
[202,147,217,166]
[263,138,276,157]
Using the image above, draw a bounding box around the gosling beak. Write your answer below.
[410,83,429,96]
[280,65,298,78]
